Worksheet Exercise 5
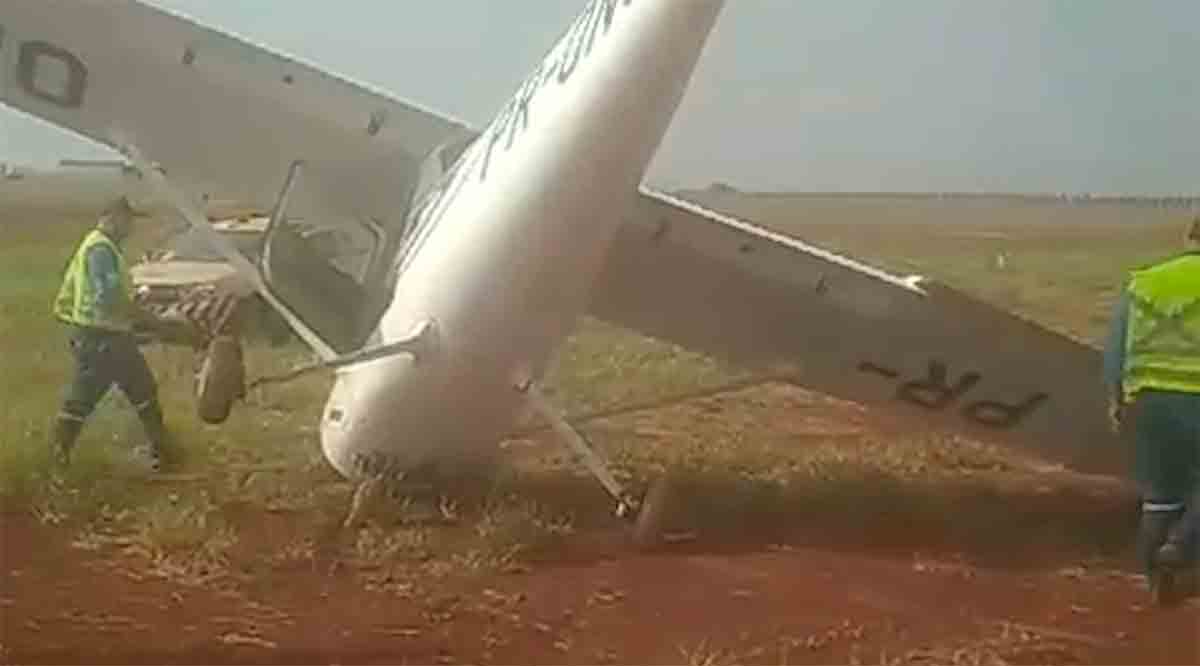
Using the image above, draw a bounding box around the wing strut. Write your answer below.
[245,319,439,390]
[120,144,338,360]
[522,382,639,517]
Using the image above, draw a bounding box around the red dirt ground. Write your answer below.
[3,385,1198,665]
[3,503,1197,666]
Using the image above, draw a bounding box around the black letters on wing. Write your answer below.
[963,393,1048,429]
[859,360,1048,429]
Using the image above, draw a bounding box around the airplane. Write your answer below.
[0,0,1126,542]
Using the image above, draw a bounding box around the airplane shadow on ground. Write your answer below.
[346,463,1145,575]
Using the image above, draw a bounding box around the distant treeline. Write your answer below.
[682,184,1199,209]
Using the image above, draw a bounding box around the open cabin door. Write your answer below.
[254,132,478,357]
[256,162,386,356]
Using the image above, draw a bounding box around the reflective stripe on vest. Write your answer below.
[1123,254,1200,399]
[52,229,134,332]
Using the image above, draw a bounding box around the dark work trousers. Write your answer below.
[54,325,166,457]
[1129,389,1200,576]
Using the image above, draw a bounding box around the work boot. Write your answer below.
[1137,507,1182,577]
[1149,566,1178,607]
[136,401,170,472]
[1157,540,1186,569]
[1155,533,1198,602]
[1138,503,1190,606]
[136,444,163,473]
[49,417,83,468]
[1160,498,1198,564]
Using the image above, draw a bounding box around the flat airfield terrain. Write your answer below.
[2,188,1198,664]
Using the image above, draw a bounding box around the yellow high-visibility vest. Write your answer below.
[52,228,134,332]
[1123,253,1200,400]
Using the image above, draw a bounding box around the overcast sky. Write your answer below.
[2,1,1197,194]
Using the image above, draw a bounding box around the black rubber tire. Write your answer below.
[195,335,244,424]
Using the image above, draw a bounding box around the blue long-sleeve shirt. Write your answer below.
[84,242,125,319]
[1103,287,1131,400]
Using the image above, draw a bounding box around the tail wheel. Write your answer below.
[195,334,245,424]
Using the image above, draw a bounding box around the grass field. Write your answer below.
[3,193,1185,565]
[2,193,1195,664]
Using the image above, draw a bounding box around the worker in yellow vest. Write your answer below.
[50,197,170,471]
[1104,217,1200,605]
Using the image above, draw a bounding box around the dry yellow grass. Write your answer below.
[0,189,1186,582]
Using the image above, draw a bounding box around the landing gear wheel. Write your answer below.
[630,474,677,551]
[195,334,245,424]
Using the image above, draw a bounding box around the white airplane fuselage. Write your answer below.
[319,0,726,481]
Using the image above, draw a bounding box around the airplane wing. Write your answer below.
[0,0,473,225]
[587,189,1126,479]
[1,0,477,358]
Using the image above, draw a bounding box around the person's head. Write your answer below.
[97,196,136,242]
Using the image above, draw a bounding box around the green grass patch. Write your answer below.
[1,195,1178,580]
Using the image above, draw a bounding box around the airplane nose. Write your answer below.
[316,342,522,483]
[317,355,429,482]
[319,374,361,479]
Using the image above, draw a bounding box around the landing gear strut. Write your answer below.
[523,383,673,549]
